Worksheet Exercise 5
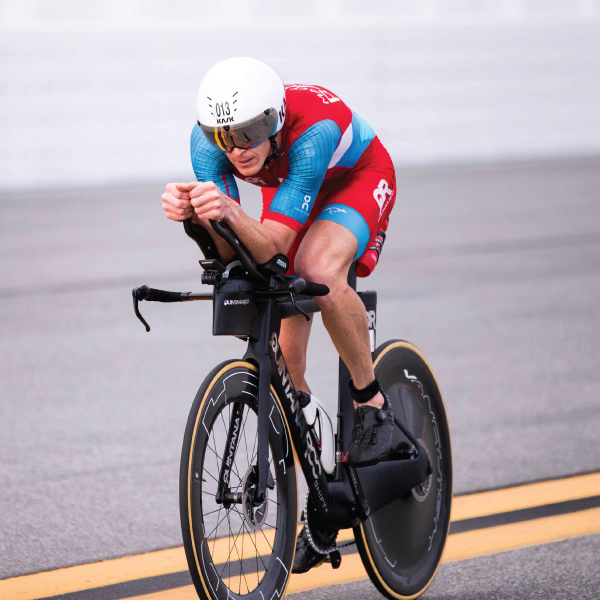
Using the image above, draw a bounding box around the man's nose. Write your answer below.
[230,148,247,158]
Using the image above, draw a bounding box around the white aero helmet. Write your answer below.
[196,57,285,152]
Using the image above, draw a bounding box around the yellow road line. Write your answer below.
[0,526,353,600]
[117,587,197,600]
[451,471,600,521]
[0,547,188,600]
[2,475,599,600]
[122,553,371,600]
[121,506,600,599]
[190,526,354,567]
[443,505,600,562]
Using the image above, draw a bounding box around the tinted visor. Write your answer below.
[199,109,278,152]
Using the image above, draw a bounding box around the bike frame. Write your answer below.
[133,220,431,532]
[214,265,430,531]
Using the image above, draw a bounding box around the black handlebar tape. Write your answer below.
[302,281,330,297]
[291,279,330,297]
[144,288,183,303]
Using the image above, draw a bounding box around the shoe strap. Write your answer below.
[349,378,381,403]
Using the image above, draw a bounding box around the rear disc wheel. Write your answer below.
[355,341,453,599]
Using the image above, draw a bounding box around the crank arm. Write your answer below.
[345,464,371,521]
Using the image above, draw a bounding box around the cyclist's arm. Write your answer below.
[189,182,295,263]
[219,120,341,263]
[190,124,240,203]
[224,204,297,263]
[189,124,241,261]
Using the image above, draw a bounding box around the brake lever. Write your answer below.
[289,289,310,322]
[132,286,151,332]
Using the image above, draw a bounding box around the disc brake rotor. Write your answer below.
[241,466,270,530]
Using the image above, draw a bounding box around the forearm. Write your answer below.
[223,200,294,264]
[188,182,296,265]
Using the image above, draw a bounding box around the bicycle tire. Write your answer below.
[354,341,453,600]
[180,360,298,600]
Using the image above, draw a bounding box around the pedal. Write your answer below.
[325,550,342,569]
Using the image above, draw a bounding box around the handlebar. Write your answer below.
[131,221,331,332]
[209,220,269,287]
[137,286,182,303]
[290,279,330,297]
[132,285,212,331]
[208,220,330,299]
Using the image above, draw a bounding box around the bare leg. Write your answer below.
[294,220,384,409]
[278,314,313,393]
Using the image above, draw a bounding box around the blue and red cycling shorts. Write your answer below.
[260,136,396,275]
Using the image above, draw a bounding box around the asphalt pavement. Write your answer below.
[293,533,600,600]
[1,158,600,595]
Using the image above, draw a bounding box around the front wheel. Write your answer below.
[355,341,453,599]
[180,360,298,600]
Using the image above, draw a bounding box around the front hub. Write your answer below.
[242,466,270,530]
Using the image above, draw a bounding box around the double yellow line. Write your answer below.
[2,472,600,600]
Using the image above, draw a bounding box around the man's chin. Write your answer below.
[235,162,261,177]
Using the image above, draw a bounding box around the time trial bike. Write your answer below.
[132,219,453,600]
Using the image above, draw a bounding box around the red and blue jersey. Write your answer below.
[190,84,379,233]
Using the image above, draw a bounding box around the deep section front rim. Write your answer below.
[180,361,297,600]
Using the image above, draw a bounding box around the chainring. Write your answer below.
[303,491,338,554]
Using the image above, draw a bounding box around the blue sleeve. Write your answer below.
[269,120,341,225]
[190,123,240,200]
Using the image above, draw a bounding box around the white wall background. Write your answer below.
[1,0,599,188]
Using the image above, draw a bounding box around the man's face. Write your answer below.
[225,137,273,176]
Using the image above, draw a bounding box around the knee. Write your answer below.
[295,253,347,307]
[295,253,336,290]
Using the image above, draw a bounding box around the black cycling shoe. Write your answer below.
[292,526,326,574]
[343,393,394,467]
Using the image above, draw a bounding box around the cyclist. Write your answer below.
[161,57,396,572]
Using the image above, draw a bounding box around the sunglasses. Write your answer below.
[199,108,278,153]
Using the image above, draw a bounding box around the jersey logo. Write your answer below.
[245,176,266,186]
[287,84,341,104]
[302,194,311,211]
[279,97,287,123]
[373,179,394,217]
[321,207,347,215]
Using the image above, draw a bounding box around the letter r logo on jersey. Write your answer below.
[373,179,394,217]
[245,176,266,186]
